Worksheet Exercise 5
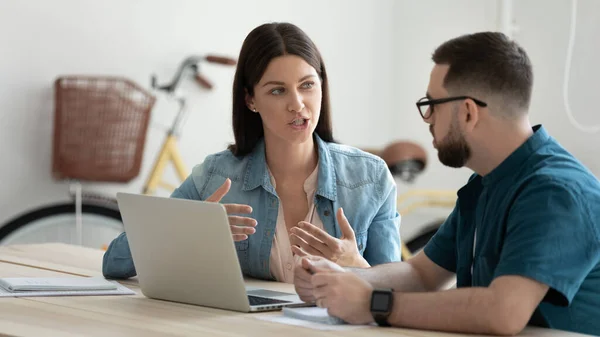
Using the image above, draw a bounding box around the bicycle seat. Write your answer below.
[379,141,427,183]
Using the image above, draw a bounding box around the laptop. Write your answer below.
[116,192,307,312]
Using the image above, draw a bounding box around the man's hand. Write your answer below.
[290,208,369,268]
[312,271,375,325]
[293,256,344,302]
[206,178,257,241]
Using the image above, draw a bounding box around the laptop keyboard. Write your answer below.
[248,295,291,306]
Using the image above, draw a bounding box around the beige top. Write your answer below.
[268,164,325,283]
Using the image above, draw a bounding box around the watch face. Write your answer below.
[372,292,391,312]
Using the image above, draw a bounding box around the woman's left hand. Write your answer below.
[290,208,370,268]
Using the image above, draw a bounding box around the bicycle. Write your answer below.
[0,55,236,249]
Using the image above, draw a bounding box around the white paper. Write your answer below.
[256,314,370,331]
[282,307,346,324]
[0,277,118,292]
[0,280,135,297]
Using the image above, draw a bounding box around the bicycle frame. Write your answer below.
[398,189,456,260]
[141,95,189,196]
[142,55,236,195]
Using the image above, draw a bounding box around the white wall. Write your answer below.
[0,0,500,232]
[513,0,600,175]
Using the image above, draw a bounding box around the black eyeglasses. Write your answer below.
[416,96,488,119]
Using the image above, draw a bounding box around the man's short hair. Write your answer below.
[432,32,533,117]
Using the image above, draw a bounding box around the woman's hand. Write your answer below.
[290,208,369,268]
[206,178,257,241]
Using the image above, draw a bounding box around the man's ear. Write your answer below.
[245,89,255,112]
[461,99,481,132]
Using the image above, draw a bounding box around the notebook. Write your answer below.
[282,306,346,325]
[0,277,135,298]
[0,277,118,292]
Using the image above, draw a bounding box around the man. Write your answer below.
[293,32,600,336]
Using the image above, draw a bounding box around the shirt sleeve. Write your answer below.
[363,164,401,265]
[171,172,202,200]
[493,179,600,306]
[424,205,459,273]
[102,231,137,279]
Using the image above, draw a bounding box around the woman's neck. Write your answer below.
[264,135,318,182]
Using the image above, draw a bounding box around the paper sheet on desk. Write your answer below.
[0,281,135,297]
[257,315,369,331]
[256,307,371,331]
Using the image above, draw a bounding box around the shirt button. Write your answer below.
[324,210,330,216]
[286,263,292,270]
[358,243,363,250]
[271,199,277,207]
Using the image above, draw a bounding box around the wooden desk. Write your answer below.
[0,244,591,337]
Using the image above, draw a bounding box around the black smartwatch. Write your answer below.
[370,288,394,327]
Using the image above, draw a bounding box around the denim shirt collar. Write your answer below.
[242,134,338,201]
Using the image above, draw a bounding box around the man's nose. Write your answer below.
[423,114,434,125]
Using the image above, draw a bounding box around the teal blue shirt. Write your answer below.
[103,135,401,280]
[424,125,600,336]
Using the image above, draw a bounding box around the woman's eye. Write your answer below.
[270,88,285,95]
[301,81,314,89]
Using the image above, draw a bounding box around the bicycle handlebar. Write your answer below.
[151,54,237,94]
[205,55,237,65]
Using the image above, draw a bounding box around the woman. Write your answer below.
[103,22,400,283]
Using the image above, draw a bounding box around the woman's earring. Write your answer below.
[253,107,257,113]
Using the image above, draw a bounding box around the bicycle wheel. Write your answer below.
[0,203,124,250]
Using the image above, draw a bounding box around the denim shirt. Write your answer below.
[102,135,401,280]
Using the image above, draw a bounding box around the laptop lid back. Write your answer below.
[116,193,250,312]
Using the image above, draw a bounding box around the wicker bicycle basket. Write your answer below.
[52,76,156,183]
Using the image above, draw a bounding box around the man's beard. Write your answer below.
[435,118,471,168]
